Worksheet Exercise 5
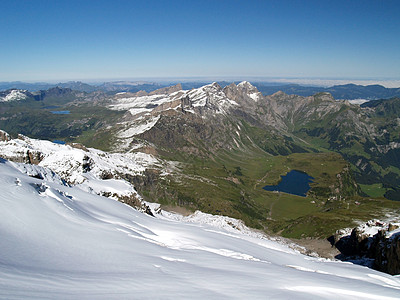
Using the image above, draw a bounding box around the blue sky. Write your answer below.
[1,0,399,82]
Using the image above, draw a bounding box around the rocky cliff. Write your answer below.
[332,219,400,275]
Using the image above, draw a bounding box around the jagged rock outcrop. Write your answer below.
[0,130,10,142]
[332,220,400,275]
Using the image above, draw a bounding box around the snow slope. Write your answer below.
[1,159,400,299]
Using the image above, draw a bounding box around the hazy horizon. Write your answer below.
[1,76,400,89]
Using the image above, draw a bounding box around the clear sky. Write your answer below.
[1,0,399,82]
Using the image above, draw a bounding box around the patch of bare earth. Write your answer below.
[160,205,193,216]
[291,238,340,259]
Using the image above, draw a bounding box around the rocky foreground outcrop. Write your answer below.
[331,220,400,275]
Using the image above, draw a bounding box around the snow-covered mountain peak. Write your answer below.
[237,80,253,88]
[0,89,29,102]
[209,81,222,89]
[221,81,262,103]
[237,81,257,92]
[186,82,238,113]
[190,82,222,96]
[190,82,223,95]
[110,81,262,122]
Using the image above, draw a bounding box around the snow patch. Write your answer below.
[347,99,370,105]
[118,115,160,137]
[286,285,399,299]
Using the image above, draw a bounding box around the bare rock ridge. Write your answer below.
[149,83,182,96]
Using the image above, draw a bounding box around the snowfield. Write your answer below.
[1,159,400,299]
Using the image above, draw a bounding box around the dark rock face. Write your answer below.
[32,87,75,100]
[331,220,400,275]
[101,191,154,217]
[0,130,10,142]
[26,150,44,165]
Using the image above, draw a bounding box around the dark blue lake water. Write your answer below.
[51,111,70,115]
[263,170,314,197]
[53,140,66,145]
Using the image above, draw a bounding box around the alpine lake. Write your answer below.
[263,170,314,197]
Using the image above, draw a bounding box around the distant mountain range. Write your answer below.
[0,81,98,93]
[0,81,162,93]
[253,83,400,100]
[0,87,85,103]
[1,80,400,100]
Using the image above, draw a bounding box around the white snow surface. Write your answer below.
[0,89,28,102]
[1,160,400,299]
[109,93,175,116]
[346,99,370,105]
[185,82,238,112]
[117,115,160,138]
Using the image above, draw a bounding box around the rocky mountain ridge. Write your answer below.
[2,80,400,100]
[108,81,395,156]
[255,82,400,100]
